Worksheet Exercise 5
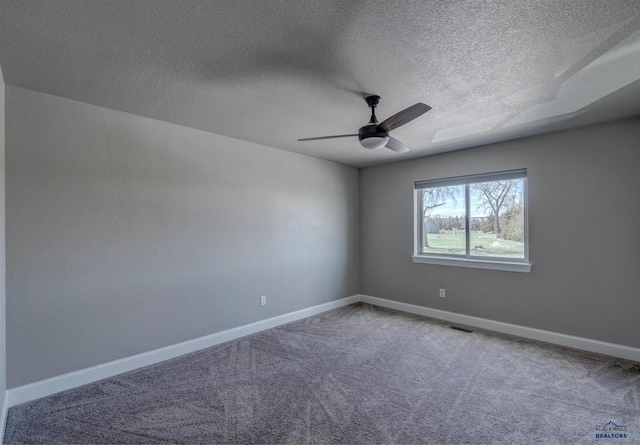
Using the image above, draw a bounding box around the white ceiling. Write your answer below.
[1,0,640,168]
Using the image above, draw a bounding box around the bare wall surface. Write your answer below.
[0,66,7,404]
[6,87,359,388]
[360,118,640,349]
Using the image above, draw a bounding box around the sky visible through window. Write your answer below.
[429,181,524,218]
[421,178,526,259]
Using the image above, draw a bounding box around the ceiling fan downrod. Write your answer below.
[360,95,388,149]
[297,93,431,154]
[365,95,381,124]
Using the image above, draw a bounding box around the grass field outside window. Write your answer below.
[415,169,528,266]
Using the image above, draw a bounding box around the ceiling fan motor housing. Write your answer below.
[298,93,430,153]
[359,124,389,150]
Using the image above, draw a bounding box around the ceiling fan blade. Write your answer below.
[377,103,431,133]
[298,134,358,142]
[385,136,410,154]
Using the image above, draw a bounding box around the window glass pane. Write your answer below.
[421,184,466,255]
[469,178,525,259]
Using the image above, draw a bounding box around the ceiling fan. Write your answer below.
[298,95,431,154]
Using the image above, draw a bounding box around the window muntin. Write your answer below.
[415,169,528,264]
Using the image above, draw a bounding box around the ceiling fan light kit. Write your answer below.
[359,135,389,150]
[358,125,389,149]
[298,95,431,154]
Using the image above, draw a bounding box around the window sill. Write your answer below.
[412,255,532,273]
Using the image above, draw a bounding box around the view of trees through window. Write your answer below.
[420,176,526,259]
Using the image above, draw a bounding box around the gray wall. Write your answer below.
[5,82,640,390]
[6,87,359,388]
[361,118,640,348]
[0,66,6,410]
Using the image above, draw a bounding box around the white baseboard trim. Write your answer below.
[0,391,8,445]
[6,293,639,411]
[6,295,360,408]
[360,294,640,363]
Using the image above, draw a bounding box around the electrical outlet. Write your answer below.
[260,295,267,306]
[439,289,446,298]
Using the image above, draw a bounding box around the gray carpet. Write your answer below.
[4,303,640,444]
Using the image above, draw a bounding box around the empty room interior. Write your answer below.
[0,1,639,444]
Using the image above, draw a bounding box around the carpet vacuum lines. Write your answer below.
[4,303,640,444]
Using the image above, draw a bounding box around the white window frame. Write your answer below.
[412,169,531,273]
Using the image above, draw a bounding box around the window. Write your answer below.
[413,169,531,272]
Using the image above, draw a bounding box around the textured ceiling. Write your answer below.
[1,0,640,168]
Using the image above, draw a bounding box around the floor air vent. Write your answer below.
[449,325,473,333]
